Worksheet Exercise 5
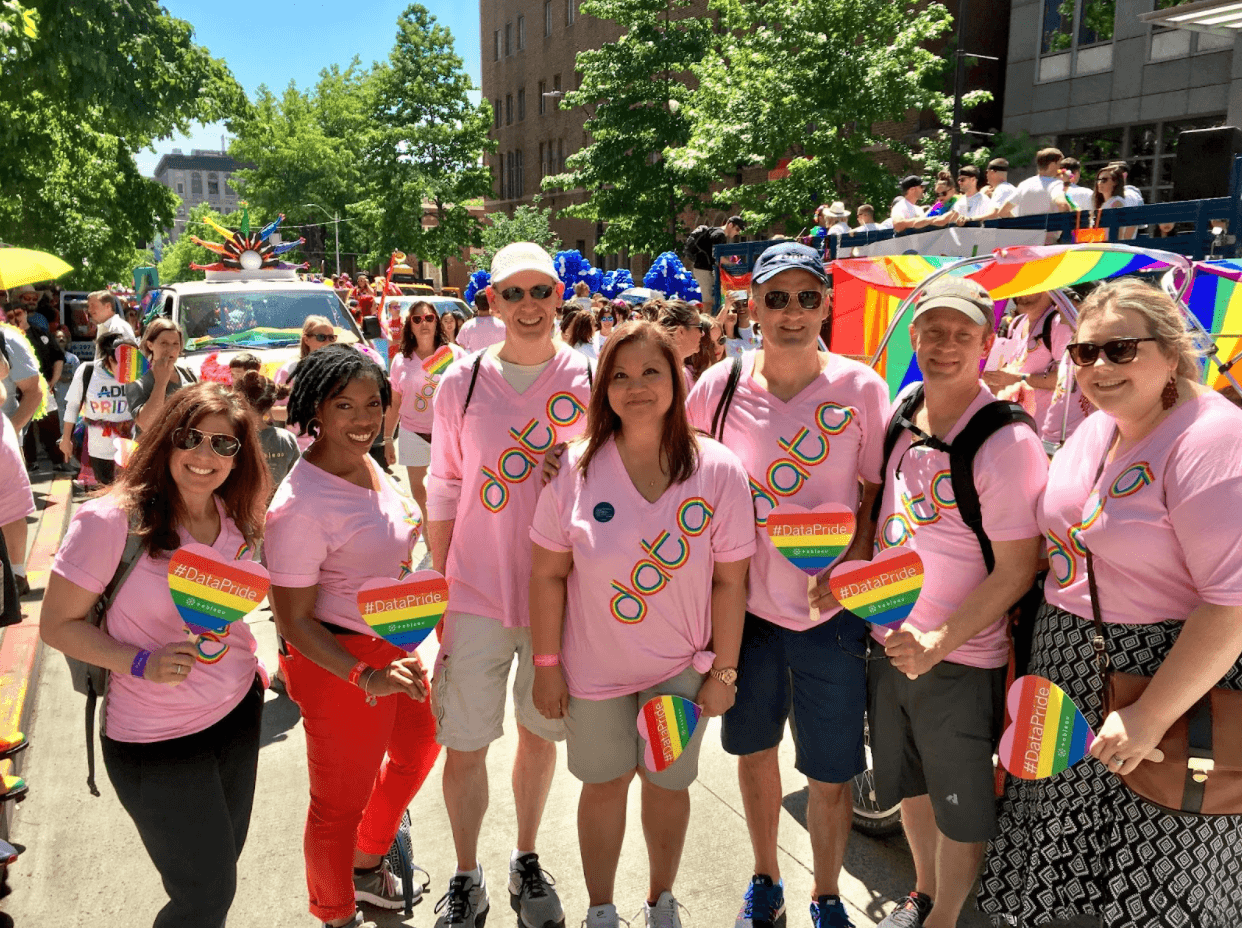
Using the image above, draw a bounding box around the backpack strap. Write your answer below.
[710,355,744,441]
[1037,307,1060,354]
[870,385,931,523]
[947,401,1036,573]
[461,353,484,416]
[84,530,144,796]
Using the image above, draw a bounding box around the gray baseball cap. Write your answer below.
[912,278,993,327]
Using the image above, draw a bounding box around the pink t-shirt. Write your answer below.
[872,385,1049,668]
[530,437,756,698]
[0,412,34,525]
[265,456,422,637]
[1040,354,1096,445]
[998,306,1073,428]
[389,344,467,434]
[686,352,889,631]
[274,359,314,452]
[52,496,261,743]
[1040,392,1242,624]
[456,315,507,353]
[427,344,592,627]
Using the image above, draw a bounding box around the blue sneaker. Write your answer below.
[810,896,854,928]
[735,874,786,928]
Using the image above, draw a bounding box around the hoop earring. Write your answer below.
[1161,375,1179,410]
[307,417,321,438]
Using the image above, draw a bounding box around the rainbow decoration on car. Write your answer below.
[422,345,455,377]
[765,504,856,575]
[167,543,271,636]
[1177,259,1242,391]
[999,675,1096,780]
[113,343,149,384]
[356,571,449,653]
[188,204,308,273]
[637,695,702,773]
[829,546,924,629]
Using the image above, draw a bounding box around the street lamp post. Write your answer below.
[302,202,340,277]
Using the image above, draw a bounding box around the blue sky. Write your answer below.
[135,0,482,176]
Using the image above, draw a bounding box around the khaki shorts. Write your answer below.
[433,612,566,752]
[564,665,707,790]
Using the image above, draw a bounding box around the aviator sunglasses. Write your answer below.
[763,289,824,311]
[500,283,556,302]
[172,426,242,458]
[1066,337,1158,367]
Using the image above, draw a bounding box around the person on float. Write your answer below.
[685,242,890,928]
[266,345,440,928]
[59,331,134,487]
[980,279,1242,928]
[866,280,1047,928]
[41,382,270,928]
[530,320,753,928]
[426,242,592,928]
[126,317,198,436]
[384,300,466,531]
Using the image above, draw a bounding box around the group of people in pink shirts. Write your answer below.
[26,236,1242,928]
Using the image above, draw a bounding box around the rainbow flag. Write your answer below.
[422,345,455,377]
[1000,675,1095,779]
[638,695,701,773]
[1182,260,1242,390]
[114,344,149,384]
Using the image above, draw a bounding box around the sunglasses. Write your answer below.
[309,332,336,343]
[408,314,437,324]
[172,426,241,458]
[716,336,727,345]
[1066,337,1158,367]
[600,315,614,322]
[763,290,824,311]
[499,284,556,302]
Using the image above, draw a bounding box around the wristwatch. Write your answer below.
[710,666,738,686]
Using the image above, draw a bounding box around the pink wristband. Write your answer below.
[532,653,560,668]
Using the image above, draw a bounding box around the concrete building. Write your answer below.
[152,149,248,241]
[1001,0,1241,200]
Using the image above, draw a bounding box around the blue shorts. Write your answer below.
[721,611,867,784]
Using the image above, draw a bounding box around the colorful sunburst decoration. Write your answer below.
[189,203,308,272]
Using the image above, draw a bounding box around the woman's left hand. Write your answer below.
[383,439,396,467]
[1088,705,1168,776]
[696,675,735,718]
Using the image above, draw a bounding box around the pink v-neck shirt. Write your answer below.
[265,456,422,637]
[389,344,467,434]
[531,437,755,698]
[1040,392,1242,624]
[427,345,592,627]
[874,385,1049,668]
[686,352,889,631]
[52,496,261,743]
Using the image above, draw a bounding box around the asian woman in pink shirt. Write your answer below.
[530,321,754,928]
[41,383,271,928]
[981,280,1242,928]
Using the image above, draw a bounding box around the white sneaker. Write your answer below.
[644,892,684,928]
[584,903,621,928]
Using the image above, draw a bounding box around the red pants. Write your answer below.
[281,635,440,921]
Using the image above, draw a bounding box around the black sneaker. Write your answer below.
[875,892,933,928]
[434,871,490,928]
[14,576,29,599]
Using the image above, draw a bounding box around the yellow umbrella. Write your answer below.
[0,248,74,290]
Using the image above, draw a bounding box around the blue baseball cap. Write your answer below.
[751,242,830,287]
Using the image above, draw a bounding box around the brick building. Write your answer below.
[152,149,249,242]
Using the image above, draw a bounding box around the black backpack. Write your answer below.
[685,224,714,269]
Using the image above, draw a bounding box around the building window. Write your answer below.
[498,156,505,199]
[558,138,565,173]
[577,239,587,256]
[506,94,513,125]
[518,15,526,50]
[494,98,501,129]
[207,173,219,197]
[1039,0,1116,80]
[1149,0,1235,59]
[545,0,553,35]
[516,149,525,198]
[176,183,184,194]
[505,23,512,56]
[190,173,203,196]
[1058,114,1224,203]
[518,88,526,121]
[554,73,562,93]
[494,30,500,61]
[566,0,575,25]
[538,80,547,115]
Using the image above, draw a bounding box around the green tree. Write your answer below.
[547,0,713,257]
[358,4,494,278]
[0,0,247,286]
[0,1,39,69]
[671,0,980,234]
[229,60,376,273]
[472,198,563,272]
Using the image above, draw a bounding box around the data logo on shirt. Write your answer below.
[748,403,856,526]
[480,391,588,513]
[609,497,714,625]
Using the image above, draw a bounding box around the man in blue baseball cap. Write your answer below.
[686,241,890,928]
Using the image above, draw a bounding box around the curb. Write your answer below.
[0,474,74,839]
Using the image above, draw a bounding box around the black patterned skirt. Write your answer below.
[978,603,1242,928]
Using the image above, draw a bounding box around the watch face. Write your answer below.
[715,668,738,685]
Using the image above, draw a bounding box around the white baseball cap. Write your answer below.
[912,278,993,327]
[490,242,559,287]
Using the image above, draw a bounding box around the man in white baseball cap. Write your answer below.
[867,275,1047,928]
[426,241,591,928]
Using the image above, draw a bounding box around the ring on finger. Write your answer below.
[1110,755,1124,768]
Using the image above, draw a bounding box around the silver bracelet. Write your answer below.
[362,667,378,706]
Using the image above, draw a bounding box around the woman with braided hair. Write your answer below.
[265,345,440,928]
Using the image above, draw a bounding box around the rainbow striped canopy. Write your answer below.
[1181,260,1242,390]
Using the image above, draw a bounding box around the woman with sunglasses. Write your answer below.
[384,301,464,529]
[41,382,270,928]
[266,345,439,928]
[530,320,753,928]
[981,279,1242,928]
[274,315,338,446]
[593,303,621,352]
[685,314,725,383]
[127,317,198,436]
[656,301,703,393]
